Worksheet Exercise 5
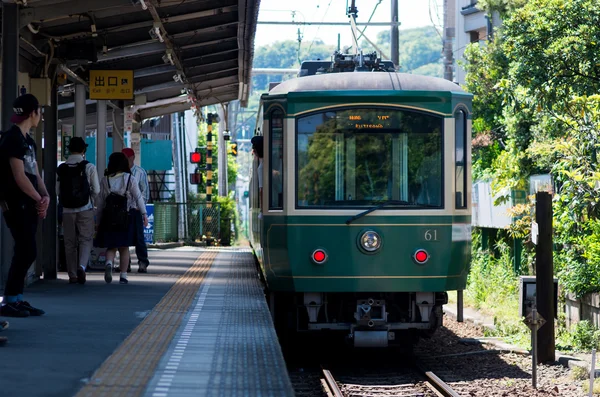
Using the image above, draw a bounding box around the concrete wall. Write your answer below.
[565,292,600,329]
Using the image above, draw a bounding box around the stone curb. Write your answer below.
[147,242,185,249]
[443,305,587,373]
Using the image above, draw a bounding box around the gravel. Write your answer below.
[288,314,586,397]
[415,315,585,397]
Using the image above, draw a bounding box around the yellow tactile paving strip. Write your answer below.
[75,250,217,397]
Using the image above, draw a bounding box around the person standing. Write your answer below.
[0,94,48,317]
[95,152,148,284]
[56,137,100,284]
[251,136,264,217]
[121,148,150,273]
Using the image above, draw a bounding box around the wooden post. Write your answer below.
[535,192,555,363]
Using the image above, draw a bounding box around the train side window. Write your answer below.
[270,110,284,209]
[455,109,467,209]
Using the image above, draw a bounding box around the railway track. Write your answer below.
[320,364,461,397]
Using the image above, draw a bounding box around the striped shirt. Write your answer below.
[131,164,149,204]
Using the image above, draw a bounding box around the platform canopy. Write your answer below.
[4,0,259,121]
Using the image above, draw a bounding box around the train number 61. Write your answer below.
[424,229,438,241]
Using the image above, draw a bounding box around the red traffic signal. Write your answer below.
[190,151,201,163]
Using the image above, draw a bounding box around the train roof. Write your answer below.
[268,72,466,95]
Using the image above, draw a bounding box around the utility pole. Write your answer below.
[536,191,555,364]
[443,0,456,81]
[391,0,399,70]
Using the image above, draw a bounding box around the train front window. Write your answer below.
[297,108,443,209]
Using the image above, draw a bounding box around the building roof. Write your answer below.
[6,0,260,122]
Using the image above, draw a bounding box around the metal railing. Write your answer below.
[153,202,221,243]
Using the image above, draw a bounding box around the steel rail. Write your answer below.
[415,360,460,397]
[322,368,344,397]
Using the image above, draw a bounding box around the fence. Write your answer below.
[153,202,221,243]
[565,292,600,329]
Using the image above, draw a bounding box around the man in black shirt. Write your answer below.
[0,94,49,317]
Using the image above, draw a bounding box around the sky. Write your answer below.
[254,0,444,48]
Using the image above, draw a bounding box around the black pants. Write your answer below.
[2,202,38,297]
[132,209,149,267]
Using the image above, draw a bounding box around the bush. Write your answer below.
[212,194,240,246]
[558,320,600,352]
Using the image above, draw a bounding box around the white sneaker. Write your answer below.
[104,264,113,284]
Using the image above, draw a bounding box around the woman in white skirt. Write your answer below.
[95,152,148,284]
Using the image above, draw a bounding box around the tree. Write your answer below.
[503,0,600,109]
[464,0,600,295]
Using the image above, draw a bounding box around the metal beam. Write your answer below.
[97,41,165,62]
[182,36,237,51]
[171,22,238,41]
[187,59,238,73]
[20,0,133,27]
[184,48,239,65]
[138,91,237,119]
[134,64,177,79]
[139,102,191,120]
[252,68,299,75]
[162,5,237,24]
[192,76,238,91]
[134,80,182,95]
[257,21,393,26]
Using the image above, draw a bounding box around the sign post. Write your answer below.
[144,204,154,244]
[523,306,546,389]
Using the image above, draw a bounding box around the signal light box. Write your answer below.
[518,276,558,318]
[190,151,201,163]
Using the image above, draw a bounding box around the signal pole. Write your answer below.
[391,0,399,69]
[206,113,215,204]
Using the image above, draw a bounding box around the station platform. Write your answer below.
[0,247,294,397]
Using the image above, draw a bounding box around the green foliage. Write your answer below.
[367,27,443,77]
[464,0,600,297]
[557,320,600,351]
[212,193,240,245]
[503,0,600,109]
[476,0,528,18]
[465,233,530,346]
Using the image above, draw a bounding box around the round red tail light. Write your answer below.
[414,249,429,264]
[312,249,327,264]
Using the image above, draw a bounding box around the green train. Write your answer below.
[249,52,473,347]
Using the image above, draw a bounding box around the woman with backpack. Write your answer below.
[95,152,148,284]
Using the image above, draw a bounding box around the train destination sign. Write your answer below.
[340,111,397,130]
[90,70,134,100]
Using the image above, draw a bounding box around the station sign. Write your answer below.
[90,70,134,100]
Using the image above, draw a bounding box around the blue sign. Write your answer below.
[144,204,154,244]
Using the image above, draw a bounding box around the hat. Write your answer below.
[11,94,40,124]
[122,148,135,158]
[67,137,88,153]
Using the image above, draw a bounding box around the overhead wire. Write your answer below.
[428,0,444,43]
[307,0,334,55]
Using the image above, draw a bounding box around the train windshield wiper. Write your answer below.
[345,200,413,225]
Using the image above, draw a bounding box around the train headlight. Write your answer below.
[360,230,382,252]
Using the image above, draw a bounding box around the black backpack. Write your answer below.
[102,175,131,231]
[57,161,91,208]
